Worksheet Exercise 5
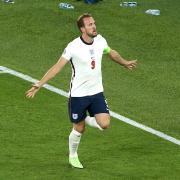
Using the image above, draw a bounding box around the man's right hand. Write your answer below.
[26,85,40,98]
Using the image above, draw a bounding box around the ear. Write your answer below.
[80,27,85,33]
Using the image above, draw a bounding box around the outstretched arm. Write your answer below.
[26,57,68,98]
[108,49,137,70]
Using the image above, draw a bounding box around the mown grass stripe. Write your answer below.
[0,65,179,146]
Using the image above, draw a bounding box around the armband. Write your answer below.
[103,47,111,54]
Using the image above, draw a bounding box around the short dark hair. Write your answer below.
[77,13,92,31]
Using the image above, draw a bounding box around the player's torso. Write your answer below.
[69,36,106,97]
[70,37,104,76]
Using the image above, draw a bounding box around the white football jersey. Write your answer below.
[62,34,109,97]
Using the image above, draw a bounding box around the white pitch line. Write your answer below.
[0,65,180,146]
[0,70,7,73]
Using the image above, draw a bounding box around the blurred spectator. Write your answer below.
[77,0,103,4]
[3,0,14,3]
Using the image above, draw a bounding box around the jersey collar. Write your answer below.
[80,36,94,45]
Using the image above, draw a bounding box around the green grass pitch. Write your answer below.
[0,0,180,179]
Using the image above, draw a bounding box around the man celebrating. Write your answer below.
[26,13,137,169]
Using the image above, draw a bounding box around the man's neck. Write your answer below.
[81,34,94,44]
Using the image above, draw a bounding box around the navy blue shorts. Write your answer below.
[68,92,109,124]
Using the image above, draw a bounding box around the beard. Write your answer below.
[87,31,97,38]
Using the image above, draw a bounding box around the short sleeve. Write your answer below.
[61,43,72,61]
[98,35,111,55]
